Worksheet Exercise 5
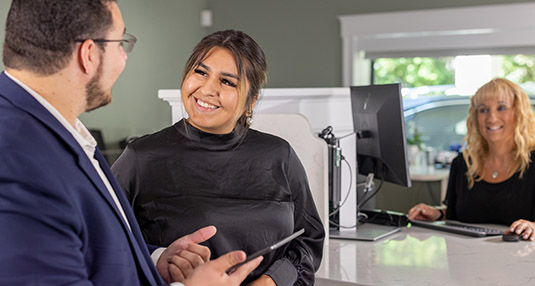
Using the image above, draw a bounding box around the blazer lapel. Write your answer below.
[94,149,163,285]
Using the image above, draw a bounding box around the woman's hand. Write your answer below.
[509,219,535,241]
[407,203,443,221]
[247,274,276,286]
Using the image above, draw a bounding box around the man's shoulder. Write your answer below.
[0,99,66,164]
[0,100,36,146]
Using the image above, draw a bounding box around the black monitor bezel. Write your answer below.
[350,83,411,188]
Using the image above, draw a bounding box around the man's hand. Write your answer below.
[184,251,263,286]
[156,225,216,283]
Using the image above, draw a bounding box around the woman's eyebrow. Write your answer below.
[221,71,239,80]
[199,63,239,80]
[198,63,211,71]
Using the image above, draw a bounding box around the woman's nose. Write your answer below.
[487,110,498,122]
[200,78,219,97]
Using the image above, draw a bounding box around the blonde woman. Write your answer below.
[408,78,535,240]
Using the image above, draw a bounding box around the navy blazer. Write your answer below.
[0,72,166,285]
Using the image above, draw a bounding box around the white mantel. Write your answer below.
[158,87,353,134]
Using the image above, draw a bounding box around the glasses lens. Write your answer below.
[122,33,137,53]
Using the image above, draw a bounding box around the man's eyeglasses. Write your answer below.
[76,33,137,53]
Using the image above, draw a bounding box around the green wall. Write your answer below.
[1,0,534,151]
[0,0,208,153]
[0,1,10,67]
[206,0,535,88]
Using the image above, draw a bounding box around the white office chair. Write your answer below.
[251,113,329,244]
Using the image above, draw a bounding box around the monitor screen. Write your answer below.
[350,83,411,188]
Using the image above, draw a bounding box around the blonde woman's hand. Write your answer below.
[407,203,442,221]
[509,219,535,241]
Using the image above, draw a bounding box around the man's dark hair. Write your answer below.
[3,0,117,75]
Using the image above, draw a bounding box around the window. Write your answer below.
[371,54,535,151]
[338,3,535,87]
[373,54,535,98]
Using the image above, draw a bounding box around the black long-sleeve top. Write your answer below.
[445,152,535,225]
[112,119,325,285]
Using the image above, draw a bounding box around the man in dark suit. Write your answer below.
[0,0,262,285]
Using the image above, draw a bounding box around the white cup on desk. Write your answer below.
[426,147,436,166]
[408,145,429,167]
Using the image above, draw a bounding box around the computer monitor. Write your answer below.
[351,83,411,188]
[329,83,411,241]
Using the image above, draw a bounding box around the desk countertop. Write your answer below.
[316,224,535,286]
[409,165,450,181]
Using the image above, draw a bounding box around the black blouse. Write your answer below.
[112,119,324,286]
[445,152,535,225]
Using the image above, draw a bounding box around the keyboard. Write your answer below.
[410,220,505,237]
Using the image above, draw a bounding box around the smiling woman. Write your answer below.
[181,47,245,134]
[408,78,535,241]
[111,30,325,286]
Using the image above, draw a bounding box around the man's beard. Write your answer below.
[85,60,112,112]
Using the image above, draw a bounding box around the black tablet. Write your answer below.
[225,228,305,273]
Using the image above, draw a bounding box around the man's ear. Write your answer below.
[78,40,100,75]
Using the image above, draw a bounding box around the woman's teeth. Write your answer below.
[197,99,217,109]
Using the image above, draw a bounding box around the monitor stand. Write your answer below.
[329,223,401,241]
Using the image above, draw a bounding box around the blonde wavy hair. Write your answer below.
[462,78,535,188]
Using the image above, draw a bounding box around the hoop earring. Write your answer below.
[245,110,253,124]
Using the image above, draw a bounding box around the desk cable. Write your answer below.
[328,154,352,221]
[322,129,390,229]
[329,161,386,229]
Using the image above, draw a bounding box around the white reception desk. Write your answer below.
[158,89,534,285]
[316,223,535,285]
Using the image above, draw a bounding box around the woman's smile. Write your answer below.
[195,97,219,110]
